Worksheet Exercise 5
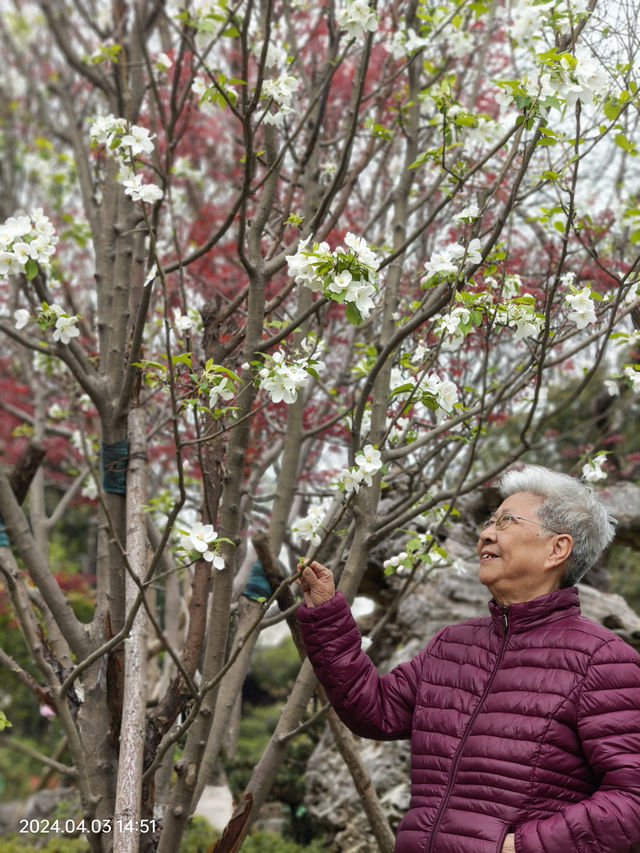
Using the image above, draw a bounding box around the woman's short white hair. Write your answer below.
[498,464,616,587]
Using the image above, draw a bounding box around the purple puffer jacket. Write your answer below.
[298,587,640,853]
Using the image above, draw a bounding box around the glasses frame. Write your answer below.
[481,512,563,536]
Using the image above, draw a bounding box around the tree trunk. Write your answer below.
[113,408,149,853]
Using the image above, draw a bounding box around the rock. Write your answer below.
[194,784,234,832]
[0,787,80,835]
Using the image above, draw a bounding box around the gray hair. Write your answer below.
[498,464,616,587]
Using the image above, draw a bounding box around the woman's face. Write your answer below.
[477,491,567,605]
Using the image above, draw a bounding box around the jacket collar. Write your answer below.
[488,586,580,635]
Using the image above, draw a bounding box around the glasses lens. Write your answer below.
[495,513,512,530]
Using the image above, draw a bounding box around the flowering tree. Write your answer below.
[0,0,639,851]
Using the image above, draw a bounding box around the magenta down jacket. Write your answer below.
[297,587,640,853]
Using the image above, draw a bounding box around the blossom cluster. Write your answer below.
[0,209,58,280]
[15,301,80,345]
[258,349,325,405]
[178,520,225,570]
[192,359,240,410]
[382,531,467,578]
[623,366,640,393]
[534,49,608,109]
[287,232,379,324]
[261,73,300,126]
[420,373,460,414]
[337,444,383,494]
[390,27,429,59]
[336,0,378,40]
[291,504,325,544]
[427,267,601,356]
[565,287,597,329]
[510,0,592,45]
[423,239,482,282]
[89,114,163,204]
[581,452,608,483]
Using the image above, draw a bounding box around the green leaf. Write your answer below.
[345,302,363,326]
[615,132,637,154]
[390,383,415,398]
[409,151,430,169]
[172,352,192,367]
[514,94,533,110]
[25,258,38,281]
[603,98,621,121]
[630,228,640,244]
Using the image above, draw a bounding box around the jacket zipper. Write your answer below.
[426,605,510,853]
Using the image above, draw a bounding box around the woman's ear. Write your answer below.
[545,533,574,571]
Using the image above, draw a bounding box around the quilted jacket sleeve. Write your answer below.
[297,592,426,740]
[516,637,640,853]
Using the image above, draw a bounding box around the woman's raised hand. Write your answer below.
[298,561,336,607]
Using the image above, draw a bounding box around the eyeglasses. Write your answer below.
[480,512,563,536]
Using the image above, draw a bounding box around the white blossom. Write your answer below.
[144,264,158,287]
[340,467,365,493]
[0,209,58,273]
[14,308,30,329]
[82,477,99,500]
[210,553,225,571]
[566,287,596,329]
[451,559,468,576]
[503,275,522,298]
[350,280,376,317]
[156,52,172,70]
[357,443,382,474]
[582,453,608,483]
[329,268,353,294]
[412,341,429,363]
[454,203,480,223]
[344,231,380,270]
[422,372,459,413]
[258,349,323,405]
[510,0,554,42]
[53,315,80,344]
[0,251,21,276]
[174,309,194,333]
[262,73,300,109]
[209,378,236,408]
[336,0,378,39]
[253,39,288,69]
[120,125,156,156]
[292,505,325,543]
[624,366,640,393]
[122,174,164,203]
[604,379,620,397]
[509,305,544,341]
[445,27,472,59]
[181,521,218,555]
[286,235,379,321]
[436,379,459,413]
[337,443,384,492]
[423,239,481,280]
[424,250,458,278]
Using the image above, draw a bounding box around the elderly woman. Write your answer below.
[297,465,640,853]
